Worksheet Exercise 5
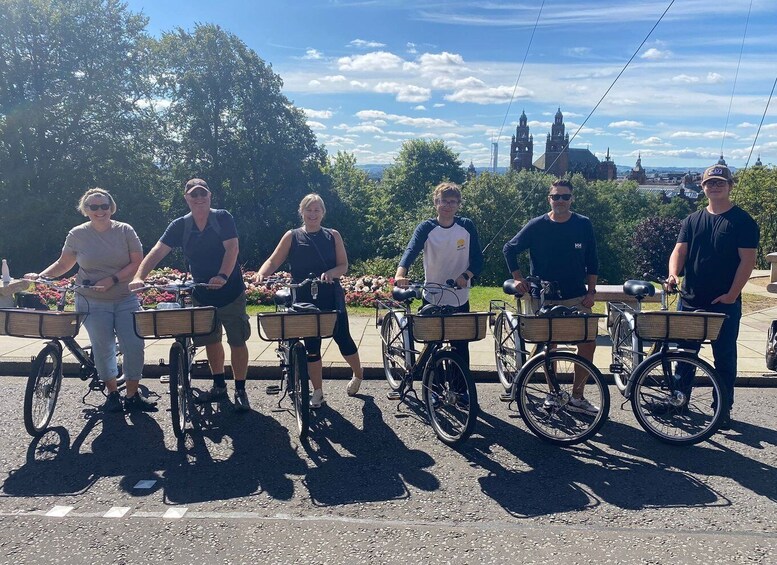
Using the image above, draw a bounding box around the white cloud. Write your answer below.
[609,120,643,128]
[636,136,664,146]
[706,72,724,83]
[322,75,347,83]
[350,80,368,88]
[641,48,672,60]
[349,39,386,49]
[672,74,699,83]
[338,51,404,72]
[306,121,327,131]
[670,130,736,140]
[303,48,323,60]
[414,105,426,111]
[308,79,321,87]
[374,82,431,103]
[354,109,457,129]
[445,85,529,104]
[565,47,592,57]
[348,124,385,134]
[431,76,485,90]
[413,51,466,74]
[303,109,334,120]
[433,103,445,108]
[406,42,417,54]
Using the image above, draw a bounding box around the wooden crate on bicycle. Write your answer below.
[0,308,85,338]
[133,307,217,338]
[410,312,491,343]
[517,314,602,344]
[634,311,726,342]
[257,311,338,341]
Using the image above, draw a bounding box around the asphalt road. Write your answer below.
[0,376,775,564]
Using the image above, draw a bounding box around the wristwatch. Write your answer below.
[461,272,471,281]
[217,273,229,281]
[111,275,119,284]
[587,288,596,295]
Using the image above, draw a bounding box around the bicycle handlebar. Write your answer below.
[30,277,105,291]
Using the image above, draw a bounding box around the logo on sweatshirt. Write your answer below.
[575,243,582,249]
[457,238,466,250]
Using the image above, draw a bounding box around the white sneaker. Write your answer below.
[310,388,325,409]
[568,396,599,415]
[346,376,362,396]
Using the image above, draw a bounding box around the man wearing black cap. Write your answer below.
[667,164,759,429]
[130,178,251,412]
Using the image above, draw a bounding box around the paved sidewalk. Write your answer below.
[1,277,776,383]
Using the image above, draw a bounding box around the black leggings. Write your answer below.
[304,309,358,362]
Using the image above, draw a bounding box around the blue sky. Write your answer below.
[126,0,776,169]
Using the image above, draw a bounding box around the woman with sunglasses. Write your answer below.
[25,188,152,413]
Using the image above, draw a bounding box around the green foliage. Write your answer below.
[734,166,777,268]
[630,216,682,278]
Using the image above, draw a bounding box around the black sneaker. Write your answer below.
[718,411,732,431]
[124,393,158,412]
[194,385,228,404]
[101,391,123,413]
[234,390,250,412]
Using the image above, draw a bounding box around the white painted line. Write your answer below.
[163,507,187,519]
[133,480,157,489]
[45,506,73,517]
[104,507,130,518]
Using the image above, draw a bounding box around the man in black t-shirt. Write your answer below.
[503,179,600,415]
[668,164,759,429]
[131,179,251,412]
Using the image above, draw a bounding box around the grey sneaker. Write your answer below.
[194,385,228,404]
[346,376,362,396]
[234,390,250,412]
[124,393,158,412]
[543,393,561,410]
[310,388,325,409]
[568,396,599,415]
[101,391,123,413]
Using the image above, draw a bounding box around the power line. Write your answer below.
[743,75,776,170]
[720,0,753,156]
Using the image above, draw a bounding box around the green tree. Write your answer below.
[0,0,159,272]
[734,165,777,268]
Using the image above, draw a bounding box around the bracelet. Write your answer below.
[111,275,119,284]
[217,273,229,281]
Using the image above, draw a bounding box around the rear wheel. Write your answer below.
[168,342,189,439]
[766,320,777,372]
[516,351,610,446]
[494,311,521,389]
[422,351,478,446]
[611,316,634,393]
[631,353,724,446]
[291,342,310,441]
[24,343,63,436]
[382,312,409,391]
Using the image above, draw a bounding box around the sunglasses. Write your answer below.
[549,194,572,201]
[188,189,210,198]
[436,198,461,207]
[703,179,729,188]
[87,203,111,211]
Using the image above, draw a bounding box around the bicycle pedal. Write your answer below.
[609,363,623,374]
[387,391,402,400]
[499,392,512,402]
[266,385,281,395]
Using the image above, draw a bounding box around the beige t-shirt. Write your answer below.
[63,221,143,301]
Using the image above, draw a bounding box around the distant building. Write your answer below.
[627,153,647,185]
[467,161,477,179]
[508,108,617,181]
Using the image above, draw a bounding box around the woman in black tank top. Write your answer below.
[255,194,364,407]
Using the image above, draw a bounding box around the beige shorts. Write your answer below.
[193,292,251,347]
[528,294,593,315]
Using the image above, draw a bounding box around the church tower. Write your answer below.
[509,110,534,171]
[544,107,569,177]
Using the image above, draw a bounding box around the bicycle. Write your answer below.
[257,276,338,442]
[377,281,488,447]
[607,274,727,445]
[490,277,610,446]
[0,279,125,436]
[133,281,216,439]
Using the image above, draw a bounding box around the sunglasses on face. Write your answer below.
[436,199,461,207]
[703,180,728,188]
[188,189,210,198]
[549,194,572,201]
[87,203,111,211]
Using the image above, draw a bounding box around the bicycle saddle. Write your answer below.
[392,287,419,302]
[273,288,292,307]
[623,280,655,299]
[538,305,578,318]
[417,304,455,317]
[291,302,320,313]
[502,279,523,297]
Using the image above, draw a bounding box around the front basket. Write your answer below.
[134,307,217,338]
[0,308,84,338]
[257,311,338,341]
[634,311,727,342]
[517,314,602,344]
[409,312,491,343]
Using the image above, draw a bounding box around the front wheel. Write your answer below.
[631,352,724,446]
[382,312,410,391]
[494,311,521,390]
[290,342,310,441]
[168,342,190,439]
[611,316,634,393]
[422,351,478,446]
[24,343,63,436]
[516,351,610,446]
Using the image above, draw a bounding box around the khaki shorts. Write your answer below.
[193,292,251,347]
[528,294,593,315]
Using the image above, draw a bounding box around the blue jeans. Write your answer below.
[677,300,741,411]
[75,294,144,382]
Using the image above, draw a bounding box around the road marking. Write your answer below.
[104,507,130,518]
[45,506,73,517]
[163,507,187,519]
[133,480,157,489]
